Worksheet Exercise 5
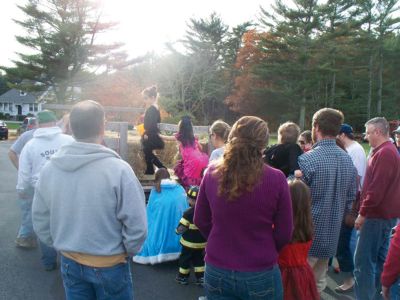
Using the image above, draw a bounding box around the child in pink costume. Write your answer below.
[174,116,208,189]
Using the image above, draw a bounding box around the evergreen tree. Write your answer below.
[1,0,126,103]
[258,0,322,129]
[374,0,400,114]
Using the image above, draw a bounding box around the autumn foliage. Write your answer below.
[225,30,272,116]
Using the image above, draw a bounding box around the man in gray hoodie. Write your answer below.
[32,100,147,300]
[18,110,74,269]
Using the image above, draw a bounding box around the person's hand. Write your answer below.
[382,285,390,300]
[294,170,303,178]
[354,215,365,230]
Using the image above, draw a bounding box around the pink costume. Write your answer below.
[174,137,208,189]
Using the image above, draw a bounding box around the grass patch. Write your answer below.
[5,122,20,130]
[6,121,21,129]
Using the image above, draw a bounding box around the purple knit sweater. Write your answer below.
[194,164,293,272]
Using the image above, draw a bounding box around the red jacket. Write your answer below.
[382,225,400,287]
[359,141,400,218]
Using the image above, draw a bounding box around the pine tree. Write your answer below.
[258,0,322,129]
[1,0,126,103]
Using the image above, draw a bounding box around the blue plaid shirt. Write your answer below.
[299,139,357,258]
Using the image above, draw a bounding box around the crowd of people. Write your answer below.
[7,85,400,300]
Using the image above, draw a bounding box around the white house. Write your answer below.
[0,89,45,117]
[0,86,82,118]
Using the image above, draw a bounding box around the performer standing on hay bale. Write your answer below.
[141,85,166,175]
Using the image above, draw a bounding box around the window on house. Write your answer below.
[9,103,13,112]
[4,103,8,111]
[20,90,27,96]
[34,104,38,112]
[29,104,34,112]
[0,103,3,110]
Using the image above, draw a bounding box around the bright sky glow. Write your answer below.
[0,0,274,67]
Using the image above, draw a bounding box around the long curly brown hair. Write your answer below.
[214,116,269,200]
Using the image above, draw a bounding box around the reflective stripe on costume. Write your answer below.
[189,224,199,230]
[179,267,190,274]
[180,238,206,249]
[194,266,205,273]
[179,217,190,227]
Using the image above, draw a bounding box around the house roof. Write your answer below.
[0,89,42,104]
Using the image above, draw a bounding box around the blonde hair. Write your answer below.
[210,120,231,142]
[141,85,158,99]
[278,122,300,144]
[214,116,269,200]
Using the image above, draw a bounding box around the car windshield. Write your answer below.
[0,121,5,126]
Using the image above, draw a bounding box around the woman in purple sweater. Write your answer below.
[194,116,293,300]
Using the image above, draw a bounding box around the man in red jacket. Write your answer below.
[353,117,400,300]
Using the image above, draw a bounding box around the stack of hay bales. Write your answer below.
[126,139,179,178]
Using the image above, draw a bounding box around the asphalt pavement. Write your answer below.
[0,139,354,300]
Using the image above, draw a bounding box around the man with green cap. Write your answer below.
[17,109,74,271]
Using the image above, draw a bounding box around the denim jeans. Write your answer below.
[17,195,35,238]
[390,278,400,300]
[39,240,57,267]
[61,255,133,300]
[336,222,354,274]
[354,218,397,300]
[204,263,283,300]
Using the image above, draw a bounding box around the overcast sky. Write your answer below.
[0,0,274,67]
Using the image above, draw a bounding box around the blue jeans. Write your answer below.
[354,218,396,300]
[61,255,133,300]
[17,196,35,238]
[390,279,400,300]
[204,263,283,300]
[336,222,354,274]
[39,240,57,267]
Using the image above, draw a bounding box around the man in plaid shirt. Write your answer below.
[298,108,357,293]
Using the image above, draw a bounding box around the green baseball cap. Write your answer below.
[37,110,57,124]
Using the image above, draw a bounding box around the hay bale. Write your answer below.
[126,139,179,179]
[124,130,209,179]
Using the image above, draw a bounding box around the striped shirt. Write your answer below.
[299,139,357,258]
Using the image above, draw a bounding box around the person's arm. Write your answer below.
[16,146,33,197]
[194,172,212,239]
[288,144,302,175]
[176,211,190,235]
[9,132,30,169]
[346,166,358,214]
[159,134,176,141]
[8,149,19,169]
[32,177,53,246]
[117,166,148,256]
[272,174,293,251]
[359,150,396,216]
[298,154,314,186]
[381,226,400,298]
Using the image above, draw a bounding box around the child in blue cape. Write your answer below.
[133,168,188,264]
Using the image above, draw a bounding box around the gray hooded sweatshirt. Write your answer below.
[32,141,147,256]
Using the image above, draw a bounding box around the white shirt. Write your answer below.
[346,141,367,188]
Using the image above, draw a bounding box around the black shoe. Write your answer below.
[195,277,204,286]
[44,263,57,272]
[175,275,189,285]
